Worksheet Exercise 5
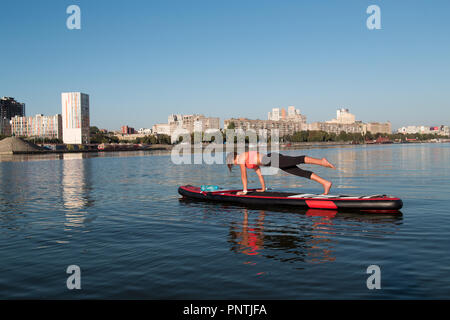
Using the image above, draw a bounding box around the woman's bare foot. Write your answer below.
[323,181,332,195]
[321,158,336,169]
[311,173,333,195]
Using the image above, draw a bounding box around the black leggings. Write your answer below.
[261,153,313,179]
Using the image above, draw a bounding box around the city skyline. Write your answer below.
[3,94,449,134]
[1,1,449,130]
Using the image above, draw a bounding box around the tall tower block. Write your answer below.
[61,92,90,144]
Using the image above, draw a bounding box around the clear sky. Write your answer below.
[1,0,449,130]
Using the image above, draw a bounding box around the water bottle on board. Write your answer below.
[201,185,220,192]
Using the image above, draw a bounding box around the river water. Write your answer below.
[0,143,449,299]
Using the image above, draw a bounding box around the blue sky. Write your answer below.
[0,0,449,130]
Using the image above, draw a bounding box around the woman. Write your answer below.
[226,151,336,195]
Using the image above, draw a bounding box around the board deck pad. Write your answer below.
[234,191,385,199]
[178,185,403,212]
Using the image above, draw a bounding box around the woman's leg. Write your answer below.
[276,154,307,168]
[304,156,336,169]
[281,166,313,179]
[302,156,334,194]
[281,167,333,195]
[310,173,333,195]
[273,154,335,169]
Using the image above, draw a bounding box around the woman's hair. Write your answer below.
[226,152,237,172]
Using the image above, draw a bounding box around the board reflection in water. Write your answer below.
[181,199,402,269]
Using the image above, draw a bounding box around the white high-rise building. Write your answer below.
[327,108,356,124]
[335,108,355,124]
[61,92,90,144]
[288,106,296,117]
[288,106,306,123]
[268,108,281,121]
[168,114,182,124]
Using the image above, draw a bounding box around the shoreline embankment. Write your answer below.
[1,137,449,156]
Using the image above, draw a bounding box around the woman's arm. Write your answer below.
[254,167,266,192]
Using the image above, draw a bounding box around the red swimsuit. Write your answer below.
[245,151,259,169]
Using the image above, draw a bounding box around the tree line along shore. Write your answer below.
[1,126,449,155]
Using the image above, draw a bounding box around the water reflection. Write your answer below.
[61,153,95,229]
[229,209,265,256]
[228,206,402,266]
[228,207,341,266]
[0,162,29,231]
[305,209,337,264]
[0,162,27,216]
[181,199,402,269]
